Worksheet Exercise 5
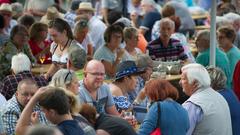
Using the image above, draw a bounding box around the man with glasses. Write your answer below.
[78,60,119,116]
[1,79,48,135]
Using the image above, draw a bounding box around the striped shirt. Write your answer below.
[147,38,188,61]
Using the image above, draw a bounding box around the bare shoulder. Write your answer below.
[108,83,123,96]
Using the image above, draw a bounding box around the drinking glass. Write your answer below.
[39,54,46,75]
[166,64,173,77]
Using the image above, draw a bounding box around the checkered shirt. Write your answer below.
[0,71,48,100]
[1,95,48,135]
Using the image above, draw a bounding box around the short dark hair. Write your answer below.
[17,14,35,29]
[145,79,179,101]
[48,18,74,39]
[39,87,70,115]
[17,78,38,91]
[10,24,29,40]
[107,10,122,25]
[104,24,123,43]
[162,4,175,18]
[29,22,48,40]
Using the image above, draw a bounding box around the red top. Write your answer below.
[233,60,240,101]
[0,0,10,4]
[28,39,52,64]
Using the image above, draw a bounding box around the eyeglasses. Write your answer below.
[64,70,73,83]
[86,72,106,77]
[20,92,35,97]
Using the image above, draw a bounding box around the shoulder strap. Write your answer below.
[156,102,161,127]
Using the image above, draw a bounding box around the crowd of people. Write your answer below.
[0,0,240,135]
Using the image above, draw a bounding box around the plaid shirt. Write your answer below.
[0,71,48,100]
[1,95,48,135]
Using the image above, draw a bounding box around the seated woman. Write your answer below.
[0,24,35,80]
[207,66,240,135]
[109,60,144,112]
[138,79,189,135]
[74,19,93,61]
[44,18,81,80]
[29,22,52,64]
[93,24,125,79]
[49,69,80,95]
[123,27,142,61]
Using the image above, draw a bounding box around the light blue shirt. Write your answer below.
[182,101,203,135]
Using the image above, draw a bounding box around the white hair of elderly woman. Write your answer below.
[11,53,31,74]
[181,63,211,88]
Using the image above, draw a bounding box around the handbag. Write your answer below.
[150,102,162,135]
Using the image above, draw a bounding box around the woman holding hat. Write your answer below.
[109,60,144,112]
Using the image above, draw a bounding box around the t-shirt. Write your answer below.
[95,113,137,135]
[78,81,115,114]
[57,120,84,135]
[147,38,188,61]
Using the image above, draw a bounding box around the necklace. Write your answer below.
[59,39,69,51]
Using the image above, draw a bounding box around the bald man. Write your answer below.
[78,60,119,116]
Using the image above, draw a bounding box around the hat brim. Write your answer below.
[77,8,95,12]
[115,69,145,80]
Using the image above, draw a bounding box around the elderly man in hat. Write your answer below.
[180,63,232,135]
[40,6,64,25]
[0,3,17,35]
[78,60,119,116]
[76,2,106,52]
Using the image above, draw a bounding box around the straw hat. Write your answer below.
[0,3,12,13]
[77,2,95,12]
[40,6,64,25]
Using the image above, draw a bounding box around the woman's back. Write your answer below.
[138,100,189,135]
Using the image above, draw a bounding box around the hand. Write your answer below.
[32,87,48,101]
[123,115,137,127]
[31,111,39,125]
[43,73,50,80]
[116,48,125,59]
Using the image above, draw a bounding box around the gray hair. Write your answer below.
[11,53,31,74]
[50,69,77,89]
[159,18,175,30]
[224,12,240,23]
[181,63,211,88]
[73,19,88,35]
[206,66,227,90]
[197,30,210,42]
[216,16,232,29]
[123,27,138,40]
